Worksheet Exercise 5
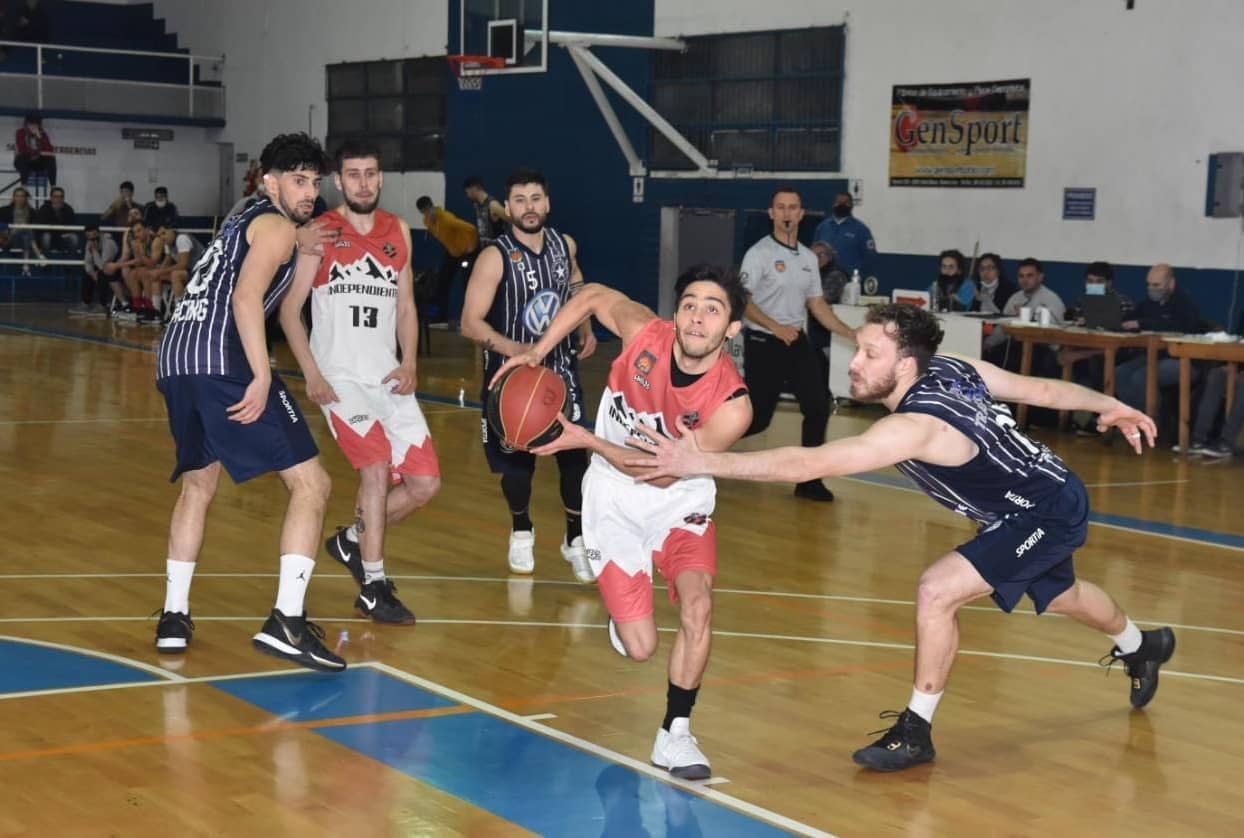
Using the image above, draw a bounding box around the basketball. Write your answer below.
[486,365,570,450]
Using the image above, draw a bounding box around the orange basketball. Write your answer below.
[486,365,570,450]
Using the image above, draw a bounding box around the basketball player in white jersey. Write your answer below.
[493,265,753,780]
[278,140,439,625]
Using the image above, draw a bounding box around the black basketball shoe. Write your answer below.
[154,610,194,653]
[852,709,936,772]
[325,526,364,588]
[1102,626,1176,709]
[252,609,346,672]
[355,579,416,625]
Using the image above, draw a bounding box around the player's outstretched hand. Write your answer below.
[227,375,270,424]
[1096,401,1157,453]
[623,417,706,482]
[488,346,544,389]
[577,328,597,361]
[296,219,338,256]
[382,363,417,396]
[305,370,339,405]
[529,414,592,456]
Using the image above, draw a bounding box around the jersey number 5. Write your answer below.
[350,305,379,328]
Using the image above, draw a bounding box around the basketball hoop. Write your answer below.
[447,54,506,91]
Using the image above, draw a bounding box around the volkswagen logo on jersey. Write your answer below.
[523,289,562,334]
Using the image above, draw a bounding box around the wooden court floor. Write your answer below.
[1,302,1242,837]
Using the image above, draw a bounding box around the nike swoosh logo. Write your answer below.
[281,623,303,646]
[360,596,377,610]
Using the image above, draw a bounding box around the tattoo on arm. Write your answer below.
[353,507,365,534]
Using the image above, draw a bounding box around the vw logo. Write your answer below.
[523,289,562,334]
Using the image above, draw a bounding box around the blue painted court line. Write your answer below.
[214,668,797,837]
[0,638,161,694]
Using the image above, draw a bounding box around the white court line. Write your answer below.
[365,661,835,838]
[0,633,186,683]
[522,713,558,721]
[1083,479,1190,488]
[0,664,312,702]
[0,417,168,426]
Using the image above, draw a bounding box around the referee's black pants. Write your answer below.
[742,328,830,447]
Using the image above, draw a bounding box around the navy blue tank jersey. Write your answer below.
[481,227,580,405]
[157,199,297,379]
[894,355,1071,525]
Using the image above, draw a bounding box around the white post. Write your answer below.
[566,46,645,177]
[36,44,43,109]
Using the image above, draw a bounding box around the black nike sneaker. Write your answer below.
[252,609,346,672]
[355,579,416,625]
[1102,626,1176,709]
[325,527,364,588]
[852,709,936,772]
[154,610,194,653]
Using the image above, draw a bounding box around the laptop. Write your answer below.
[1081,292,1125,330]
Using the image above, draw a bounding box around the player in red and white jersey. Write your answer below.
[493,265,752,780]
[279,139,440,625]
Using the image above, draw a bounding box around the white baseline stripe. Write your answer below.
[0,633,186,683]
[0,665,328,703]
[0,417,168,426]
[365,661,837,838]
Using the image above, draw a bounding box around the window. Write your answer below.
[650,26,845,172]
[326,57,446,171]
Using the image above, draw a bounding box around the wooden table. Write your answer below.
[1005,323,1162,428]
[1162,337,1244,452]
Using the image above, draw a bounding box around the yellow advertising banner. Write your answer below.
[889,79,1030,187]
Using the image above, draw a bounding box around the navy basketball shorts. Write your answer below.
[479,361,587,476]
[956,475,1089,614]
[158,373,319,483]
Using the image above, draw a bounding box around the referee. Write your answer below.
[740,185,855,502]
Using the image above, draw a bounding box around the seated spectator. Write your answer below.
[72,225,119,317]
[12,0,49,43]
[143,186,179,230]
[930,248,976,311]
[100,181,139,229]
[13,113,55,186]
[34,186,78,252]
[1067,261,1133,324]
[103,219,154,318]
[143,225,205,322]
[416,195,477,323]
[1114,263,1203,416]
[0,187,46,274]
[1187,367,1244,458]
[982,257,1065,373]
[968,252,1015,314]
[807,240,851,387]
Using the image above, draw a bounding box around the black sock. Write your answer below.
[565,511,582,543]
[511,509,533,532]
[662,681,699,731]
[500,473,534,532]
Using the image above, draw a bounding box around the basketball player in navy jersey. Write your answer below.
[461,167,597,582]
[630,303,1175,772]
[153,133,346,672]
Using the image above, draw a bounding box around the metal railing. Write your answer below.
[0,38,225,120]
[1,222,216,267]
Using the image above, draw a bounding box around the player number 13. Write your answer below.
[349,305,379,328]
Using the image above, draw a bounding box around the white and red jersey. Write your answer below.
[593,318,746,479]
[310,208,407,383]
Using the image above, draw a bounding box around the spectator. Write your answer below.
[1059,263,1134,430]
[103,218,154,318]
[34,186,78,252]
[416,194,478,323]
[242,159,261,196]
[72,225,119,317]
[812,191,875,277]
[930,248,975,312]
[0,187,46,274]
[1114,263,1203,416]
[463,175,511,247]
[13,113,56,186]
[969,252,1015,314]
[144,225,205,322]
[1068,261,1133,324]
[143,186,178,230]
[807,239,851,389]
[100,181,139,228]
[983,257,1065,372]
[1188,369,1244,458]
[12,0,48,43]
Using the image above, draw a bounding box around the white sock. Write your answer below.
[152,295,164,313]
[907,687,943,724]
[362,560,385,584]
[275,554,315,616]
[345,525,360,544]
[1109,619,1143,655]
[163,559,195,614]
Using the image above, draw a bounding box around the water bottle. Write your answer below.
[844,269,862,305]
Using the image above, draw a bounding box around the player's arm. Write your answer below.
[625,412,935,484]
[489,198,513,225]
[228,215,296,423]
[807,295,856,342]
[956,354,1155,451]
[562,233,596,360]
[277,249,336,406]
[383,222,419,396]
[459,246,529,358]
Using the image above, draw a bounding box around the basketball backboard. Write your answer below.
[459,0,549,75]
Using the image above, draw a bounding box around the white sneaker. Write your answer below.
[606,617,629,658]
[651,718,711,780]
[561,536,596,583]
[507,529,536,574]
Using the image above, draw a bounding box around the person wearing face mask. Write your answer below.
[1068,261,1132,324]
[143,186,179,230]
[929,249,975,312]
[969,253,1015,314]
[812,191,875,278]
[1113,263,1203,418]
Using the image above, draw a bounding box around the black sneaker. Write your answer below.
[252,609,346,672]
[794,480,835,502]
[852,709,936,772]
[154,610,194,653]
[1102,626,1176,709]
[355,579,416,625]
[325,526,364,588]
